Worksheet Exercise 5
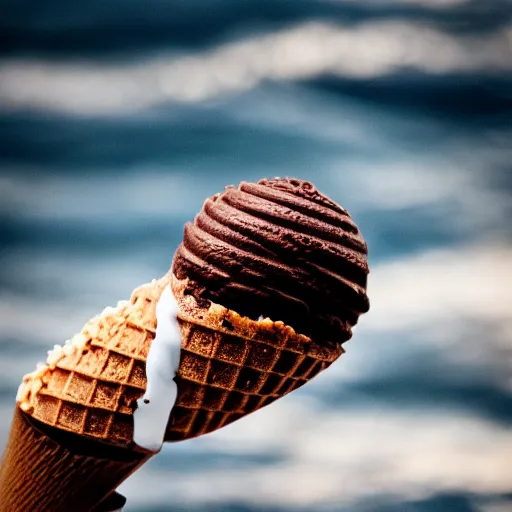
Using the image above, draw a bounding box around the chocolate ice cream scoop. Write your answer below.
[172,177,369,344]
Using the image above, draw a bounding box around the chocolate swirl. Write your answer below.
[172,178,369,345]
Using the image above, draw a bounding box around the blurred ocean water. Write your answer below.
[1,0,511,511]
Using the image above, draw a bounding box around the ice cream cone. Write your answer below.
[2,177,368,510]
[15,272,342,448]
[2,270,342,510]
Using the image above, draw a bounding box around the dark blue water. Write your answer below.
[1,1,511,510]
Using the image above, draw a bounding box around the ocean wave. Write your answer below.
[3,0,504,60]
[1,20,510,115]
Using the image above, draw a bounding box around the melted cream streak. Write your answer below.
[133,285,181,452]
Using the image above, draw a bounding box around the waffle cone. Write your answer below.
[16,275,169,447]
[0,407,148,512]
[16,273,343,448]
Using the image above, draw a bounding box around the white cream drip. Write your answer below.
[132,285,181,452]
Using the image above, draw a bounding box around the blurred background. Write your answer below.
[1,0,511,511]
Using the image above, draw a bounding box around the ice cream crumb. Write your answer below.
[16,383,27,403]
[85,323,100,339]
[47,345,63,366]
[32,379,43,395]
[62,344,74,356]
[133,285,181,452]
[19,401,31,412]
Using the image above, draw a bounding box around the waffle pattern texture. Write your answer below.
[17,276,169,447]
[167,275,342,441]
[0,408,149,512]
[17,274,342,448]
